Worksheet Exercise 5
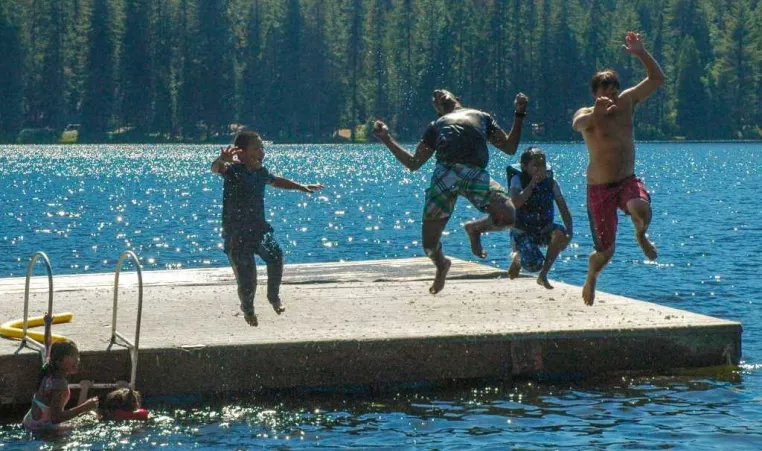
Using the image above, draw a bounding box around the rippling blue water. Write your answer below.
[2,142,762,449]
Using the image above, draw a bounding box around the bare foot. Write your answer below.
[244,312,259,327]
[464,223,487,259]
[271,299,285,315]
[636,232,657,260]
[429,258,452,294]
[582,277,596,306]
[508,253,521,279]
[537,273,554,289]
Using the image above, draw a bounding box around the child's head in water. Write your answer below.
[101,388,147,421]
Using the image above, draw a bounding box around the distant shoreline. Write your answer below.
[2,139,761,146]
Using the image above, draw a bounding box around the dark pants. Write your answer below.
[225,232,283,315]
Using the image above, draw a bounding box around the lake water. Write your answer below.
[1,142,762,449]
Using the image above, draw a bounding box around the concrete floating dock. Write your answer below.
[0,258,741,407]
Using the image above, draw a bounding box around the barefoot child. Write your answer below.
[572,31,664,305]
[211,130,323,326]
[507,147,573,289]
[373,89,527,294]
[22,339,99,431]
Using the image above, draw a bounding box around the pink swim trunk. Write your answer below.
[587,175,650,251]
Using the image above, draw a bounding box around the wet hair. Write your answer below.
[38,340,79,389]
[233,130,262,150]
[432,89,459,116]
[591,69,620,93]
[520,147,546,167]
[103,388,142,412]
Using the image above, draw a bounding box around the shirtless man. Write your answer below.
[374,89,528,294]
[572,31,665,306]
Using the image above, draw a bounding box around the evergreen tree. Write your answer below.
[36,0,66,130]
[3,0,761,143]
[548,0,585,139]
[346,0,366,141]
[261,0,304,140]
[389,0,419,138]
[675,36,709,138]
[178,0,201,140]
[81,0,115,141]
[302,0,344,140]
[150,0,174,137]
[712,0,761,138]
[489,0,510,115]
[0,3,24,142]
[196,0,235,138]
[62,0,88,131]
[241,0,263,131]
[367,0,393,124]
[581,0,609,70]
[121,0,152,134]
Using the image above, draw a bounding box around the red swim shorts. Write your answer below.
[587,175,650,252]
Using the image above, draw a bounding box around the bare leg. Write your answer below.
[508,252,521,279]
[627,198,657,260]
[583,245,614,306]
[464,217,494,259]
[423,218,452,294]
[537,230,569,290]
[464,195,515,259]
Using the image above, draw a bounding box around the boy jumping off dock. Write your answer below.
[212,130,323,326]
[507,147,573,289]
[373,89,527,294]
[572,31,664,306]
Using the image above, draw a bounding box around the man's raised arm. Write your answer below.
[619,31,665,105]
[489,93,528,156]
[372,121,434,172]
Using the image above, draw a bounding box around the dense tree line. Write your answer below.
[0,0,760,143]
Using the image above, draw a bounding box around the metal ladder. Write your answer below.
[19,251,54,359]
[19,250,144,391]
[104,250,144,390]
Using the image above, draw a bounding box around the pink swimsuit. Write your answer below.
[22,377,70,431]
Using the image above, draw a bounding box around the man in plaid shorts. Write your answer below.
[572,31,665,306]
[373,89,528,294]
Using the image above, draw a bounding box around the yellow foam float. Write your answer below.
[0,313,73,343]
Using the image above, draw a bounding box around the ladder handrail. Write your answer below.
[22,252,54,357]
[111,250,143,390]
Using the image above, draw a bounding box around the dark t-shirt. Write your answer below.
[222,164,275,241]
[421,108,501,169]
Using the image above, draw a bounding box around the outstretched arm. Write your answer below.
[271,176,323,193]
[619,31,665,105]
[489,93,528,156]
[49,381,99,424]
[372,121,434,172]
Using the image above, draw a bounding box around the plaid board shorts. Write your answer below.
[511,224,567,272]
[423,162,506,221]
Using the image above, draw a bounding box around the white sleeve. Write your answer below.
[510,175,522,191]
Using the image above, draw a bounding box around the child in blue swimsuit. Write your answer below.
[507,147,573,289]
